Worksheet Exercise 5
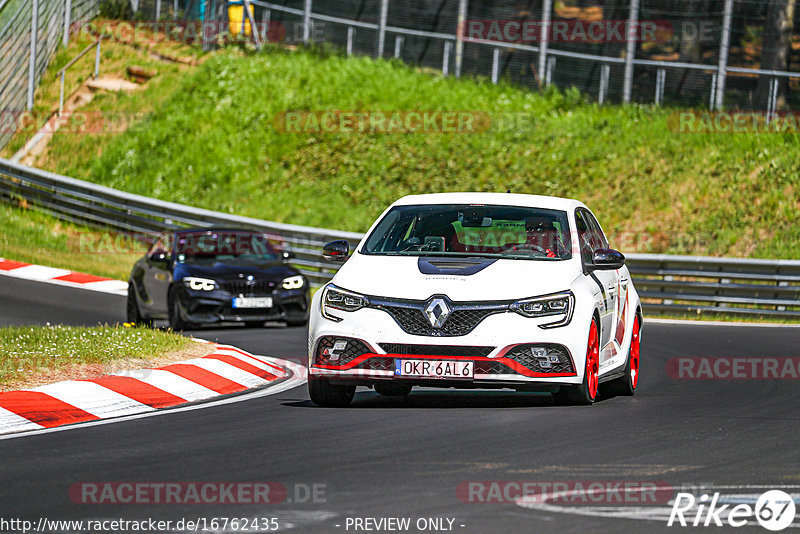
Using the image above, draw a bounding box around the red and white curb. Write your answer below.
[0,342,291,436]
[0,258,128,295]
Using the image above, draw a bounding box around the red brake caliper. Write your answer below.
[630,317,640,389]
[587,321,599,399]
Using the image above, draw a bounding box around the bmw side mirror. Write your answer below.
[323,240,350,263]
[282,250,296,261]
[148,251,170,265]
[591,248,625,270]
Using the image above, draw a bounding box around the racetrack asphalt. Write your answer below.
[0,275,798,533]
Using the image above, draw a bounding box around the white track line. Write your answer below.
[647,317,800,328]
[0,357,307,441]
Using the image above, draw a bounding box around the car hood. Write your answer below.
[174,260,297,281]
[332,253,581,301]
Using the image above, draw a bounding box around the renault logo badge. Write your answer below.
[425,297,451,329]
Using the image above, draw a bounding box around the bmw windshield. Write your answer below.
[173,231,281,263]
[362,204,572,260]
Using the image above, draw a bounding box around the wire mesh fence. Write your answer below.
[229,0,800,112]
[0,0,101,149]
[2,0,800,152]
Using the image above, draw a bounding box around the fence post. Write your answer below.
[377,0,388,57]
[94,39,101,79]
[303,0,312,43]
[27,0,39,111]
[442,41,451,75]
[598,63,610,104]
[622,0,640,103]
[262,9,271,42]
[156,0,161,20]
[537,0,552,86]
[394,36,403,58]
[715,0,734,110]
[655,68,665,105]
[454,0,468,77]
[546,56,556,86]
[709,73,717,110]
[347,26,354,56]
[173,0,178,20]
[767,78,779,121]
[491,47,500,84]
[243,0,261,49]
[62,0,72,48]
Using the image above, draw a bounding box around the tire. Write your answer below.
[553,317,600,406]
[308,377,355,407]
[605,315,641,396]
[374,383,412,397]
[126,284,152,327]
[167,287,192,331]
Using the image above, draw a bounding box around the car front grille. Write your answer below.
[503,344,574,374]
[356,357,395,372]
[379,343,495,358]
[220,280,276,295]
[372,298,510,337]
[315,336,372,366]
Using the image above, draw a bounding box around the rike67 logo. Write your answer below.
[668,490,796,531]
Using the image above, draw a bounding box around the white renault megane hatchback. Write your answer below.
[308,193,642,407]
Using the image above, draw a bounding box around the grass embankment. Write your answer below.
[0,325,211,391]
[0,203,144,280]
[0,18,205,158]
[26,44,800,259]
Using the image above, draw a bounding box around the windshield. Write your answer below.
[173,231,281,263]
[362,204,572,260]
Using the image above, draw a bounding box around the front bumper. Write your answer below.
[176,286,309,324]
[308,304,592,389]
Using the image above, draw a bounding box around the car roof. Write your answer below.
[390,192,587,212]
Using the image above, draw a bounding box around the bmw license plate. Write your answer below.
[394,359,474,379]
[232,297,273,308]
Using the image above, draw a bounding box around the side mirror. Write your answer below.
[322,240,350,263]
[591,248,625,271]
[282,250,296,261]
[148,251,170,265]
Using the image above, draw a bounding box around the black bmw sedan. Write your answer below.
[127,228,310,329]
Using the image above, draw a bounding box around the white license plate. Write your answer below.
[394,359,474,379]
[232,297,273,308]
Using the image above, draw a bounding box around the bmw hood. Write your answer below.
[174,261,297,281]
[331,253,582,301]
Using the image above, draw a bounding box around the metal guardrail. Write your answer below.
[1,157,799,319]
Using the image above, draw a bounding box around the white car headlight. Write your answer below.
[511,290,574,328]
[321,284,369,322]
[282,275,305,290]
[182,277,217,291]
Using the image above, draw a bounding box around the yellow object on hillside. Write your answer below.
[228,1,254,36]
